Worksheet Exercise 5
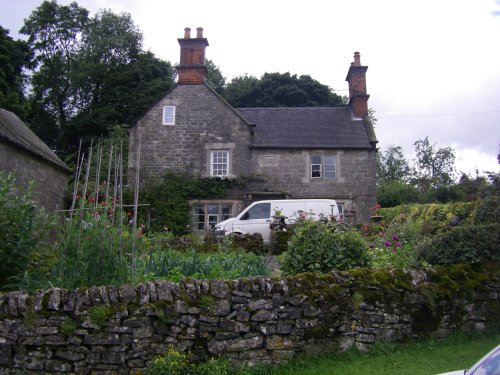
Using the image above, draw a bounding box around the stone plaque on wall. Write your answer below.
[260,155,278,167]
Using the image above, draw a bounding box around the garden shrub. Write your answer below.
[0,172,53,289]
[362,221,419,269]
[380,201,477,227]
[145,346,193,375]
[283,219,370,274]
[270,230,293,255]
[227,233,265,254]
[415,224,500,265]
[377,180,421,207]
[473,196,500,225]
[145,346,233,375]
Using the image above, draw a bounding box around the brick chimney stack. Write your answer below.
[177,27,209,85]
[345,51,369,118]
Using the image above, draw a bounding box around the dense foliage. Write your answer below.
[223,72,346,108]
[50,209,131,289]
[415,224,500,265]
[283,219,371,274]
[145,346,233,375]
[0,26,32,118]
[138,171,250,235]
[16,1,175,155]
[0,173,52,289]
[139,247,268,282]
[377,138,497,207]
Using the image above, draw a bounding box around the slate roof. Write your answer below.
[237,107,375,149]
[0,108,71,172]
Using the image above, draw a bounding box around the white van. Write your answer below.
[213,199,339,243]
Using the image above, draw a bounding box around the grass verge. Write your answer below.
[240,331,499,375]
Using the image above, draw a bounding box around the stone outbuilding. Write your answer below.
[128,28,377,233]
[0,108,71,212]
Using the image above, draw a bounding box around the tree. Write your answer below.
[21,2,175,155]
[413,136,456,190]
[206,59,226,95]
[63,10,174,150]
[21,0,89,134]
[0,26,32,119]
[377,145,412,183]
[223,74,260,107]
[223,72,346,108]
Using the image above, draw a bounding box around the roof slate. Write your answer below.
[236,107,373,149]
[0,108,70,172]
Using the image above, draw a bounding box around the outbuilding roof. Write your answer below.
[237,107,376,149]
[0,108,71,172]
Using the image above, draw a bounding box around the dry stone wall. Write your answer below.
[0,264,498,374]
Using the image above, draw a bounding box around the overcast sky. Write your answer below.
[1,0,499,177]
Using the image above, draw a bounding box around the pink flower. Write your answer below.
[385,241,391,247]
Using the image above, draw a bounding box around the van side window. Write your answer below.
[244,203,271,220]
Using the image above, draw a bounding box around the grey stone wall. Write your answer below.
[128,84,377,224]
[248,148,377,223]
[128,84,253,185]
[0,140,69,213]
[0,266,497,374]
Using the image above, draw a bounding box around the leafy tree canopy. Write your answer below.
[0,26,32,118]
[223,72,347,108]
[205,59,226,95]
[377,145,412,184]
[413,136,456,189]
[20,1,174,156]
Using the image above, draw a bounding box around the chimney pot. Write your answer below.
[184,27,191,39]
[196,27,203,38]
[353,51,361,66]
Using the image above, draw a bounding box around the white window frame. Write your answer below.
[311,154,322,178]
[193,202,234,231]
[324,155,336,179]
[210,150,230,176]
[162,106,176,125]
[310,154,336,180]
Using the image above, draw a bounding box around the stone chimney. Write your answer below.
[177,27,209,84]
[345,51,369,118]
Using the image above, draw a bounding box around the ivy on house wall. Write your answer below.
[134,171,252,235]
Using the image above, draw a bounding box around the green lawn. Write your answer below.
[243,332,499,375]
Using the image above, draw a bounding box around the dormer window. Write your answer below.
[163,106,176,125]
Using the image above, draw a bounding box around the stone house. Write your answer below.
[128,28,377,233]
[0,108,71,212]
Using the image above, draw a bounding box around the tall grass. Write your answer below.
[50,210,131,288]
[239,331,500,375]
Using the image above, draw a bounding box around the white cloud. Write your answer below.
[1,0,499,176]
